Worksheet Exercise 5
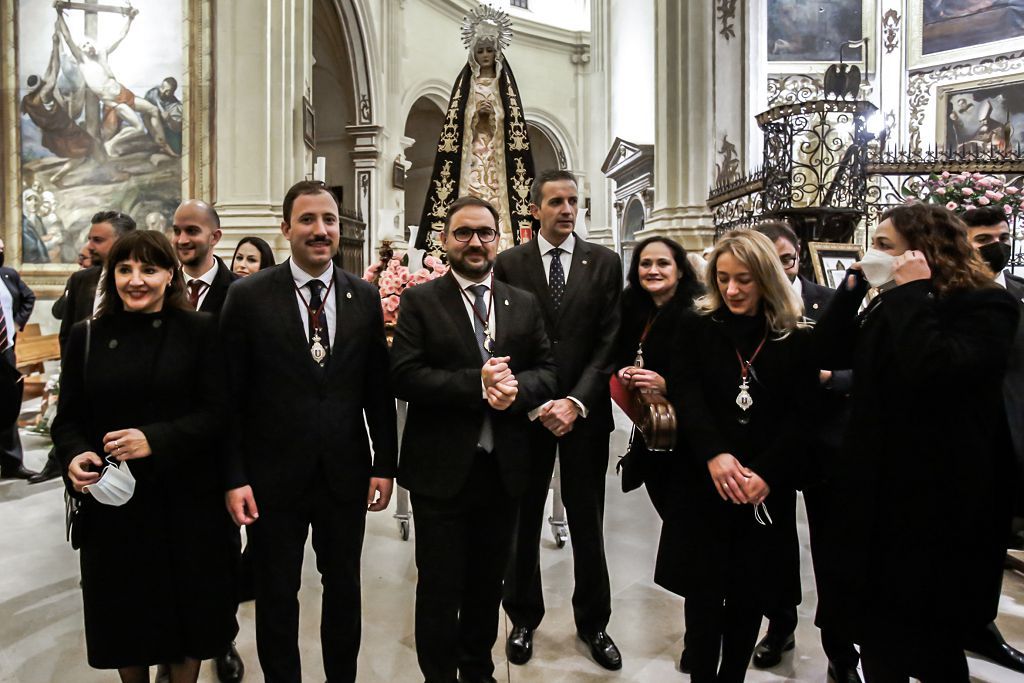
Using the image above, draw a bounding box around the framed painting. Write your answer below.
[908,0,1024,69]
[936,73,1024,152]
[0,0,212,295]
[808,241,864,289]
[767,0,874,74]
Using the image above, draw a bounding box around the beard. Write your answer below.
[177,243,209,267]
[449,248,493,279]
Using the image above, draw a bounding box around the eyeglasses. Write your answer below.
[780,254,798,267]
[451,227,498,243]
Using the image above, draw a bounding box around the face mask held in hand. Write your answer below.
[83,457,136,506]
[859,248,898,288]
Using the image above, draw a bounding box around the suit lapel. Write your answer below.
[557,236,591,314]
[326,267,352,381]
[441,273,486,363]
[273,261,319,381]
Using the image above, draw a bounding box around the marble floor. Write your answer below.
[3,410,1024,682]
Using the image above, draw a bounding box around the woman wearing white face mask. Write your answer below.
[52,231,237,683]
[814,203,1019,682]
[655,230,818,682]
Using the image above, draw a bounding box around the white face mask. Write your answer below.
[859,248,897,288]
[84,458,136,507]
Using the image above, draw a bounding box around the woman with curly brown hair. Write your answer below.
[814,203,1019,682]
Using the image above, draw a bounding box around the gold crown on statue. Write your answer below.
[461,3,513,52]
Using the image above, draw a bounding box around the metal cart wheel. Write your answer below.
[549,516,568,548]
[548,454,569,548]
[399,518,410,541]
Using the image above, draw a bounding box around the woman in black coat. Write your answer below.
[613,236,703,517]
[814,203,1019,682]
[53,231,237,683]
[656,230,818,682]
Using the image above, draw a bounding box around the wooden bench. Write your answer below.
[15,325,61,401]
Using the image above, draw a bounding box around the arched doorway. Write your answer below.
[403,96,446,244]
[621,196,644,267]
[528,122,565,174]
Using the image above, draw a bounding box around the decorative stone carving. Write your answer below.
[882,9,901,55]
[768,74,873,107]
[716,0,737,41]
[716,135,741,186]
[360,94,372,123]
[907,51,1024,153]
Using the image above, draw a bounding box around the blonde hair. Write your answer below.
[697,229,804,335]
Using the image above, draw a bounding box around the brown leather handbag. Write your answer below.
[635,390,676,452]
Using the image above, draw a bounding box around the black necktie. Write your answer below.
[307,280,330,367]
[549,247,566,309]
[468,283,494,452]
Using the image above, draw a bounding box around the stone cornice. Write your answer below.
[419,0,590,53]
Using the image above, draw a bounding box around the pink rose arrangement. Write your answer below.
[363,253,448,324]
[920,172,1023,218]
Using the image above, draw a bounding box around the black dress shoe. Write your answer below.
[578,630,622,671]
[827,661,863,683]
[0,464,38,480]
[27,459,61,484]
[752,631,795,668]
[215,643,245,683]
[458,676,496,683]
[506,626,533,665]
[679,646,692,674]
[965,622,1024,674]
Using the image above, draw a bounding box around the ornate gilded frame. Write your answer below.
[0,0,213,295]
[765,1,876,76]
[808,241,864,289]
[907,0,1024,70]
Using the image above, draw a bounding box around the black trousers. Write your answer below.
[0,350,23,472]
[685,595,763,683]
[411,452,517,683]
[247,474,366,683]
[764,605,859,667]
[503,424,612,634]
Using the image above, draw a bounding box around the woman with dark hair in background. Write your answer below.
[657,230,818,682]
[53,230,237,683]
[230,236,276,277]
[614,236,702,517]
[815,203,1019,682]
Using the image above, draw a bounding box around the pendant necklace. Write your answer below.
[458,274,496,355]
[733,325,769,424]
[634,309,663,369]
[293,277,335,365]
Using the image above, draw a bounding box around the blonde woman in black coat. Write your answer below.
[656,230,818,682]
[814,203,1019,682]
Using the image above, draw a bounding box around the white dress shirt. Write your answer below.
[0,279,14,348]
[450,269,498,344]
[537,231,575,283]
[290,258,337,347]
[790,273,803,298]
[92,267,106,314]
[996,271,1007,289]
[183,259,219,310]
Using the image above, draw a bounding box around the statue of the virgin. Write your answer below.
[415,4,536,256]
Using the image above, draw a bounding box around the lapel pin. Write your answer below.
[346,291,352,299]
[581,260,588,265]
[504,299,510,306]
[812,303,819,309]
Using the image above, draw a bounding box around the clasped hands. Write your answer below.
[67,428,151,493]
[482,356,518,410]
[708,453,770,506]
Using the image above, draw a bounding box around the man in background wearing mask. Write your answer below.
[962,206,1024,674]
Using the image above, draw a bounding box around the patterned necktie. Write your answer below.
[0,308,9,355]
[469,283,494,452]
[307,280,330,367]
[187,280,206,310]
[469,284,490,360]
[549,247,566,309]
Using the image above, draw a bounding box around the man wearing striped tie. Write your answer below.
[172,199,238,315]
[0,238,37,480]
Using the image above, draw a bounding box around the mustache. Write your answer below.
[306,237,332,245]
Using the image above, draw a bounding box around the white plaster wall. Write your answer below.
[608,0,654,144]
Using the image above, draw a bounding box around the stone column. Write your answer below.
[641,0,717,250]
[213,0,313,261]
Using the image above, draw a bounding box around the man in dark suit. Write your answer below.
[0,238,37,480]
[165,197,244,683]
[392,195,557,683]
[56,210,136,353]
[754,221,861,683]
[172,199,238,314]
[220,180,397,683]
[31,211,135,484]
[495,170,623,670]
[962,206,1024,674]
